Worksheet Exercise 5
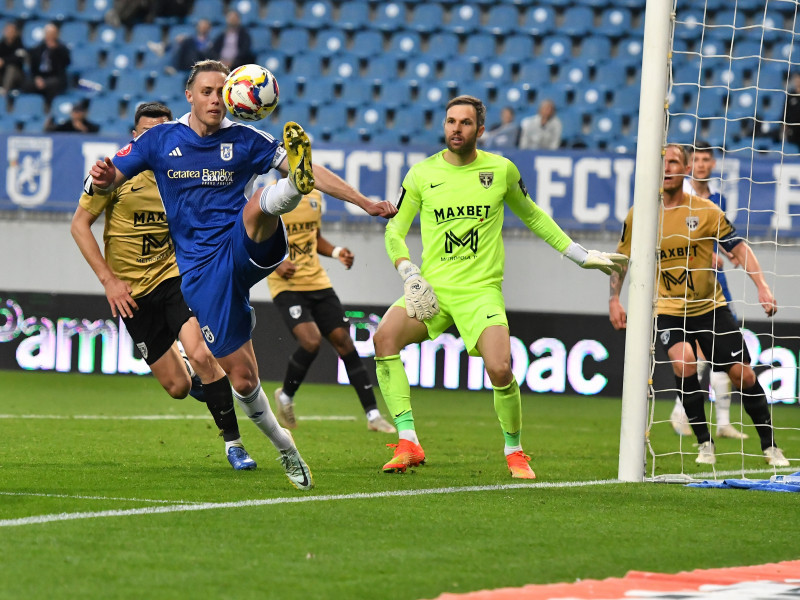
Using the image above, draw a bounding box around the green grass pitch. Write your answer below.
[1,370,798,600]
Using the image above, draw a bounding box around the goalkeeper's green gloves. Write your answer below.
[563,242,628,275]
[397,260,440,321]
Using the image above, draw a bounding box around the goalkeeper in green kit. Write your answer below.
[373,95,628,479]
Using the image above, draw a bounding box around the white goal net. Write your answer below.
[620,0,800,481]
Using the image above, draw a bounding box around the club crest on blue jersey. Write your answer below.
[686,216,699,231]
[479,172,493,188]
[220,143,233,161]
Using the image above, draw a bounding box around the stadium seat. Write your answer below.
[557,106,584,146]
[439,59,477,89]
[593,61,628,92]
[337,79,374,108]
[388,31,422,59]
[535,84,569,109]
[278,27,311,57]
[337,1,370,32]
[462,33,497,64]
[129,23,164,53]
[495,83,532,112]
[425,32,460,61]
[315,28,347,57]
[329,53,361,81]
[301,1,334,30]
[73,66,114,93]
[21,20,48,47]
[17,114,46,132]
[351,30,384,59]
[597,8,632,39]
[95,24,125,48]
[84,94,122,122]
[375,79,412,110]
[673,10,707,42]
[522,6,556,37]
[301,77,336,108]
[518,60,550,87]
[289,54,323,82]
[667,114,699,144]
[42,0,80,22]
[276,75,299,100]
[10,0,41,21]
[263,0,296,29]
[315,103,348,136]
[417,81,453,110]
[727,89,759,120]
[258,50,288,79]
[59,21,91,47]
[616,36,644,69]
[484,5,520,36]
[189,0,226,24]
[234,0,261,26]
[610,83,641,115]
[354,105,388,131]
[363,54,399,83]
[560,6,594,38]
[150,73,186,103]
[445,5,481,35]
[696,87,729,119]
[107,47,139,72]
[405,56,438,84]
[113,71,150,101]
[580,86,606,113]
[369,127,402,147]
[276,100,312,127]
[372,2,406,32]
[539,35,572,65]
[503,34,534,64]
[756,67,789,93]
[482,56,516,86]
[409,4,444,34]
[393,105,427,136]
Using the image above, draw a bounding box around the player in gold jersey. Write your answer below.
[609,144,788,467]
[70,102,257,471]
[266,188,396,434]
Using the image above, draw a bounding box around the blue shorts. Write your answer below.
[181,213,288,358]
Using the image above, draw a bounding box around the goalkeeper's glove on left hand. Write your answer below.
[397,260,440,321]
[563,242,628,275]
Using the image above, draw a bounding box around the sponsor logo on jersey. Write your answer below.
[6,136,52,208]
[686,216,699,231]
[133,211,167,226]
[141,232,173,256]
[433,204,491,223]
[444,228,479,253]
[289,305,302,319]
[288,240,313,260]
[661,268,695,292]
[220,143,233,161]
[201,325,215,343]
[136,342,148,360]
[479,172,494,188]
[116,143,132,157]
[659,245,698,260]
[165,168,234,186]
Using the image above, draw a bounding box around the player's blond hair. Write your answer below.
[666,143,689,167]
[186,59,230,90]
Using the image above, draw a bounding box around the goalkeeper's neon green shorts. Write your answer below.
[391,284,508,356]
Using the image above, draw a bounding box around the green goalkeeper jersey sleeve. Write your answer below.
[385,150,573,293]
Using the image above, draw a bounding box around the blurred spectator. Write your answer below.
[44,98,99,133]
[157,0,194,19]
[25,23,70,104]
[784,72,800,151]
[519,99,563,150]
[213,9,255,69]
[105,0,157,26]
[0,21,27,95]
[172,18,215,72]
[479,106,520,149]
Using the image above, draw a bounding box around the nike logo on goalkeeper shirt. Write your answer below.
[431,182,445,188]
[131,186,145,192]
[487,314,500,319]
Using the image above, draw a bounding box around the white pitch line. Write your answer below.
[0,414,356,421]
[0,479,619,528]
[0,491,203,505]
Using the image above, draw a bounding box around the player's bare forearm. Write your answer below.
[311,164,397,218]
[89,157,126,193]
[731,242,777,316]
[609,263,627,298]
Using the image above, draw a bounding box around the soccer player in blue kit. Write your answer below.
[88,60,397,490]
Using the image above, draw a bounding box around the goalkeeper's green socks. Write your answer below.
[494,378,522,452]
[375,355,417,440]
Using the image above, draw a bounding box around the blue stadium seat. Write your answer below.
[445,5,481,35]
[337,1,370,32]
[673,10,707,42]
[539,35,572,65]
[234,0,260,26]
[405,56,438,83]
[485,5,520,36]
[425,32,459,60]
[713,9,747,28]
[610,83,641,115]
[86,94,123,122]
[597,8,631,39]
[440,59,477,89]
[329,53,361,81]
[107,47,139,72]
[580,86,606,113]
[354,105,388,130]
[667,114,699,144]
[113,71,150,101]
[417,81,452,110]
[95,24,125,47]
[363,54,399,83]
[337,79,374,108]
[279,27,311,56]
[264,0,296,29]
[482,56,516,86]
[301,77,335,108]
[518,60,550,87]
[315,103,348,136]
[290,53,323,82]
[18,115,46,132]
[594,61,628,92]
[59,21,91,47]
[409,3,443,34]
[129,23,164,53]
[535,84,569,109]
[351,30,384,59]
[75,0,108,22]
[503,34,534,64]
[578,36,611,67]
[150,73,186,103]
[276,100,312,127]
[11,0,42,21]
[301,1,334,30]
[388,30,422,59]
[755,67,789,93]
[556,106,583,145]
[727,89,759,119]
[588,112,622,140]
[672,61,702,85]
[495,84,532,113]
[190,0,226,24]
[42,0,80,22]
[372,2,406,32]
[48,92,84,121]
[753,11,784,45]
[561,6,594,38]
[696,87,729,119]
[275,76,299,100]
[616,36,643,69]
[375,79,411,110]
[369,127,403,147]
[393,105,426,137]
[315,28,346,57]
[74,66,114,93]
[21,20,48,48]
[463,33,497,63]
[522,6,556,36]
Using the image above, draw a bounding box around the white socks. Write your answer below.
[277,389,293,406]
[399,429,419,444]
[233,382,294,452]
[504,444,523,456]
[366,408,380,422]
[258,177,302,216]
[711,370,732,427]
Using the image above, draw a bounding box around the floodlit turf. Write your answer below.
[1,370,798,600]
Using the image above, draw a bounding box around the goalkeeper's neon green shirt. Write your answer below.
[386,149,573,292]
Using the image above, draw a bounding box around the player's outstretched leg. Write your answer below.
[283,121,315,194]
[376,354,424,473]
[277,429,314,490]
[179,346,205,402]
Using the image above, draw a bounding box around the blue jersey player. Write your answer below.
[89,60,397,490]
[670,141,748,441]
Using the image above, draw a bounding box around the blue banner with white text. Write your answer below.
[1,132,798,237]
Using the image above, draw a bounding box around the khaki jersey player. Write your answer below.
[79,171,178,297]
[266,189,328,295]
[617,192,732,317]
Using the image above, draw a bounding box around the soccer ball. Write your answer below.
[222,64,279,121]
